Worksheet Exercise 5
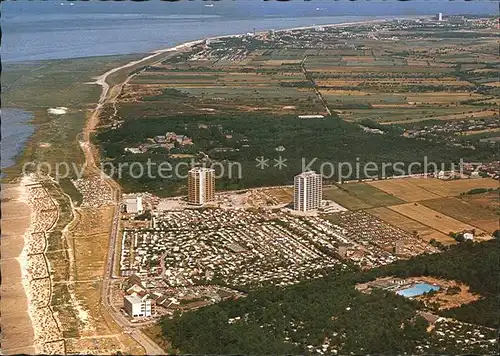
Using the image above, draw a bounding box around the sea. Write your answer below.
[1,0,496,171]
[0,109,35,171]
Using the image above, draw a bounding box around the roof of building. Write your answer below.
[124,274,144,289]
[295,170,321,178]
[123,194,141,202]
[126,284,145,295]
[189,167,215,173]
[419,311,440,324]
[124,294,143,304]
[298,115,325,119]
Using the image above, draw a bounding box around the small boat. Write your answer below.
[205,4,214,7]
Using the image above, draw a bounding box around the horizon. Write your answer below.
[4,0,498,17]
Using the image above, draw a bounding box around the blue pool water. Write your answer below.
[396,283,440,298]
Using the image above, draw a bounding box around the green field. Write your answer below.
[323,183,404,209]
[323,187,373,210]
[2,54,142,181]
[93,21,499,197]
[342,106,486,123]
[340,183,405,206]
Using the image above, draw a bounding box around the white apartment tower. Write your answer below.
[293,171,322,212]
[437,12,443,21]
[188,167,215,205]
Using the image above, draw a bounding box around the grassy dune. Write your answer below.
[2,54,143,181]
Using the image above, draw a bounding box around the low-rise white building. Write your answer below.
[463,232,474,241]
[123,293,152,318]
[298,115,324,119]
[124,195,143,214]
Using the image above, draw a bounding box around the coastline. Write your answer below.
[1,178,35,354]
[1,16,412,353]
[0,109,35,172]
[1,175,64,354]
[86,15,420,134]
[1,14,417,177]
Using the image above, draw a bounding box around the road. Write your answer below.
[300,55,332,116]
[80,45,196,354]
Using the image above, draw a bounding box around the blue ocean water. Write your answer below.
[2,0,496,63]
[0,109,35,171]
[397,283,440,298]
[1,0,496,170]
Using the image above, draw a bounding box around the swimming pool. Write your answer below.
[396,283,440,298]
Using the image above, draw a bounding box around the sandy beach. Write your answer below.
[1,180,36,354]
[0,33,215,354]
[1,175,65,354]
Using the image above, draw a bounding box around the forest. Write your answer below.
[96,114,498,196]
[360,239,500,328]
[160,240,499,354]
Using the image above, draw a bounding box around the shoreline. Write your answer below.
[1,175,63,354]
[1,178,36,354]
[17,176,38,351]
[0,108,36,173]
[89,15,423,117]
[1,16,419,353]
[2,14,424,65]
[2,14,422,176]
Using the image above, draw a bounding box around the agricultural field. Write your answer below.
[342,107,493,123]
[366,207,455,245]
[323,183,403,209]
[363,177,499,242]
[461,190,500,214]
[408,178,499,197]
[323,186,373,210]
[302,28,498,124]
[367,179,442,201]
[321,177,497,243]
[118,21,498,125]
[324,178,498,244]
[383,109,498,125]
[421,197,499,234]
[368,177,499,200]
[388,203,486,237]
[123,47,325,116]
